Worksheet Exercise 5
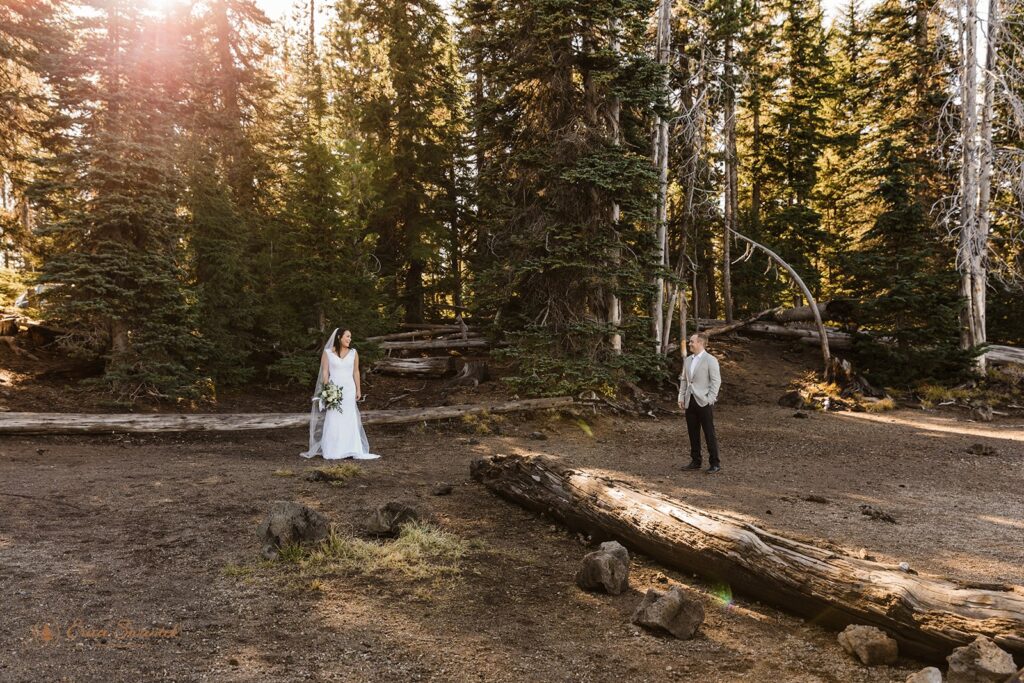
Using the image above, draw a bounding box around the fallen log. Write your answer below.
[744,321,852,345]
[365,327,463,342]
[0,397,573,434]
[379,338,489,351]
[398,323,465,331]
[372,356,455,377]
[471,454,1024,662]
[988,345,1024,367]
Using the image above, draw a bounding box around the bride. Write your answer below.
[301,327,379,460]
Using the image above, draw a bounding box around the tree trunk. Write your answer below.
[609,20,624,355]
[651,0,672,351]
[729,229,831,373]
[959,0,983,355]
[722,34,737,324]
[470,454,1024,662]
[970,0,1000,370]
[0,398,574,435]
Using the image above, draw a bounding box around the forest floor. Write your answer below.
[1,338,1023,682]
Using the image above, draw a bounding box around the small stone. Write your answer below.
[431,483,453,496]
[947,636,1017,683]
[363,502,420,537]
[779,390,805,408]
[966,443,998,456]
[859,504,898,524]
[793,411,809,419]
[906,668,942,683]
[970,404,994,422]
[256,501,329,560]
[229,658,240,667]
[576,541,630,595]
[631,586,704,640]
[527,431,548,441]
[837,624,899,666]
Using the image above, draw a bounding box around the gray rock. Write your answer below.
[256,501,329,560]
[431,483,453,496]
[947,636,1017,683]
[575,541,630,595]
[906,667,943,683]
[630,586,704,640]
[837,624,899,666]
[970,404,994,422]
[363,502,420,537]
[527,431,548,441]
[778,391,805,408]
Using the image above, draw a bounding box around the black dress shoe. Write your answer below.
[681,461,702,471]
[705,465,722,474]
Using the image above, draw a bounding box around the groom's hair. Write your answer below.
[694,331,709,345]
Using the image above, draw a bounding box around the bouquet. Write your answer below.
[314,381,344,413]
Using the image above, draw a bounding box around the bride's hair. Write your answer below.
[333,328,352,354]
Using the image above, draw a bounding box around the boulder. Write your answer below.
[256,501,329,560]
[630,586,704,640]
[906,667,943,683]
[363,502,420,537]
[947,636,1017,683]
[837,624,899,666]
[575,541,630,595]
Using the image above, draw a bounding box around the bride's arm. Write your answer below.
[353,351,361,400]
[320,351,329,384]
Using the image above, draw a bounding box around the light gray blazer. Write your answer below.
[678,353,721,407]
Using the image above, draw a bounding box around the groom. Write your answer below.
[678,332,722,473]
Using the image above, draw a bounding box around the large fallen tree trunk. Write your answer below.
[379,338,489,351]
[743,322,853,347]
[987,344,1024,367]
[0,397,573,435]
[365,328,464,342]
[471,454,1024,662]
[371,356,456,377]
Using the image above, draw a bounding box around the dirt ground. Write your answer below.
[1,339,1022,682]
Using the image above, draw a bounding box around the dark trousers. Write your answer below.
[685,396,719,466]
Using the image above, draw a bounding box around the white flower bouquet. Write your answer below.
[314,381,344,413]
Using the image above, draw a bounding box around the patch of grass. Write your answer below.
[865,397,896,412]
[221,563,254,578]
[917,384,973,406]
[272,468,295,477]
[311,463,361,483]
[460,411,507,435]
[281,523,473,581]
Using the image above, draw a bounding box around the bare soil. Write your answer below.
[1,338,1022,682]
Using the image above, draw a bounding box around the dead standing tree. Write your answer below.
[942,0,1024,368]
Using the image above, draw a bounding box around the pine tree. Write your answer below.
[847,0,970,383]
[459,0,663,395]
[180,0,276,384]
[262,0,381,382]
[30,0,204,398]
[756,0,832,301]
[0,1,63,269]
[329,0,465,324]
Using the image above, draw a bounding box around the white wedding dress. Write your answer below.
[301,332,380,460]
[321,349,379,460]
